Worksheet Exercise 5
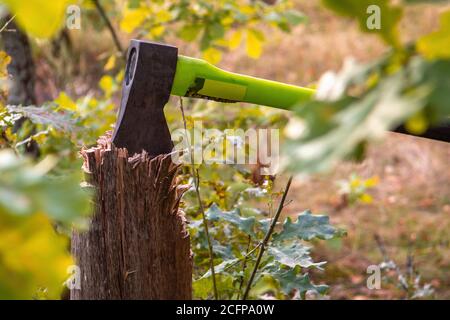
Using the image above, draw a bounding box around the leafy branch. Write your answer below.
[242,175,293,299]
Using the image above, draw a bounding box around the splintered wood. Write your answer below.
[71,134,192,299]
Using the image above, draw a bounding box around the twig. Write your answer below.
[179,97,218,300]
[374,233,409,293]
[237,235,252,299]
[242,176,293,300]
[0,15,16,33]
[91,0,125,58]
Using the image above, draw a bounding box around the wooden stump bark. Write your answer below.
[71,135,192,299]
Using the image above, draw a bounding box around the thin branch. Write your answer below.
[91,0,125,57]
[242,176,293,300]
[0,15,16,33]
[237,235,252,299]
[374,233,409,293]
[179,97,218,300]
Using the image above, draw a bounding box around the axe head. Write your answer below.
[112,40,178,156]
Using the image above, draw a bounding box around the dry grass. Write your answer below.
[286,134,450,299]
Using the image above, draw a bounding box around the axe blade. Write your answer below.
[112,40,178,156]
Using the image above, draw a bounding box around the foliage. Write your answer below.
[1,0,448,300]
[337,174,379,205]
[417,9,450,59]
[0,149,90,299]
[375,235,435,299]
[0,149,90,225]
[118,0,307,62]
[181,166,343,299]
[0,0,70,38]
[285,4,450,173]
[322,0,403,47]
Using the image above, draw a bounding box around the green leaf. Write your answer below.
[7,105,77,132]
[193,274,234,300]
[268,243,326,270]
[269,267,328,299]
[321,0,403,47]
[200,258,239,279]
[283,10,307,25]
[206,203,256,237]
[285,56,431,173]
[0,150,91,226]
[178,24,203,42]
[273,210,336,241]
[208,22,225,39]
[416,59,450,121]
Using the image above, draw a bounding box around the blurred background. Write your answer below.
[0,0,449,299]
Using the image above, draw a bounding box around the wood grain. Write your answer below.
[71,134,192,299]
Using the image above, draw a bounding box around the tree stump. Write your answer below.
[71,135,192,299]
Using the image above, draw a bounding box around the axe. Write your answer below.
[112,40,450,156]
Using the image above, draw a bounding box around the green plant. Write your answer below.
[118,0,307,63]
[285,1,450,173]
[337,174,379,205]
[182,170,342,299]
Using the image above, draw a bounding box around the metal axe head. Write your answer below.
[112,40,178,156]
[112,40,315,156]
[113,40,449,156]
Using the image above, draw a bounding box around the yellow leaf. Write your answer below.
[156,9,172,23]
[99,75,114,95]
[417,10,450,59]
[228,30,242,50]
[0,51,12,78]
[120,8,149,33]
[246,29,264,59]
[178,24,202,41]
[55,92,77,111]
[405,111,428,135]
[359,193,373,204]
[0,212,73,299]
[115,69,125,83]
[214,38,228,47]
[203,47,222,65]
[221,16,234,26]
[364,176,379,188]
[149,25,165,38]
[2,0,69,38]
[350,177,361,188]
[240,5,256,15]
[104,55,116,71]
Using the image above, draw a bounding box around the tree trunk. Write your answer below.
[71,134,192,299]
[1,15,40,157]
[1,16,36,106]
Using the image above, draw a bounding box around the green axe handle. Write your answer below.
[171,55,450,143]
[171,55,315,110]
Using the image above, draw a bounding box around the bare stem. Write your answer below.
[374,233,409,294]
[92,0,125,57]
[179,98,218,300]
[237,235,252,299]
[242,176,293,300]
[0,15,16,33]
